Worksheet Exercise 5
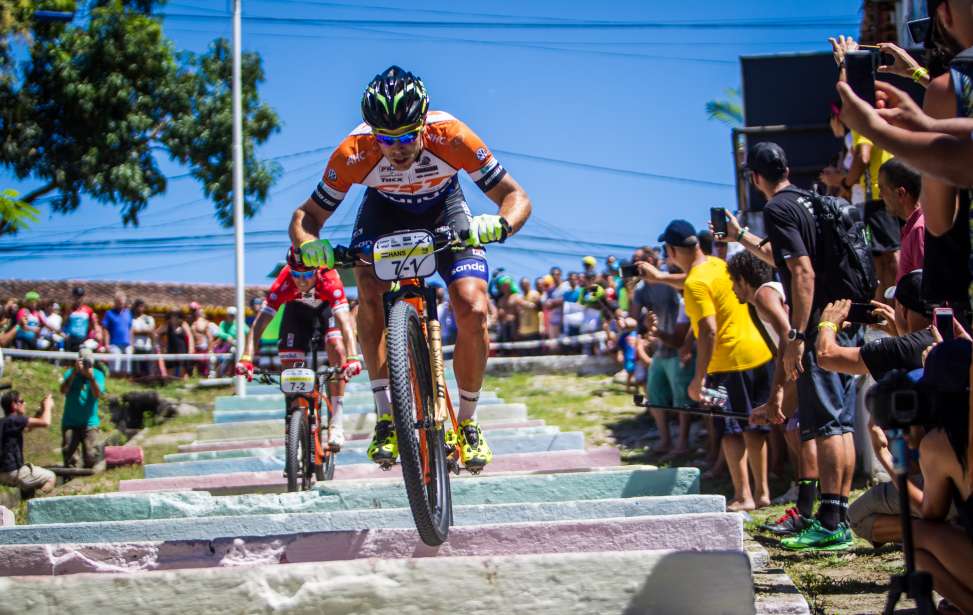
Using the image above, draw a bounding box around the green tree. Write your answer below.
[705,88,743,127]
[0,0,281,235]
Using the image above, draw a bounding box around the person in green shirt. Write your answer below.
[59,350,106,468]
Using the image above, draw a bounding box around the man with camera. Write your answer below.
[59,349,105,469]
[0,390,55,496]
[655,219,774,511]
[747,141,865,551]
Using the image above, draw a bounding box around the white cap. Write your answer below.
[227,306,237,316]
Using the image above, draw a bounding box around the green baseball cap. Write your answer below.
[24,291,40,302]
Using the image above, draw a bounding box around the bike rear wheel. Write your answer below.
[318,402,336,482]
[387,300,451,546]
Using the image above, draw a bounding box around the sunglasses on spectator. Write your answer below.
[373,128,422,145]
[290,269,316,281]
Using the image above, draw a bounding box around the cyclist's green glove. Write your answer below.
[299,239,334,269]
[466,214,510,247]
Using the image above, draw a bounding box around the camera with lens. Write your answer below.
[79,348,94,370]
[865,369,938,430]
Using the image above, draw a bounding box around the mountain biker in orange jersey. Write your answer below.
[288,66,532,469]
[237,247,362,447]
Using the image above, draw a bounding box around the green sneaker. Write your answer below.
[367,414,398,464]
[780,519,853,552]
[458,419,493,469]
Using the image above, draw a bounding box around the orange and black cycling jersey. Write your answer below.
[310,111,507,214]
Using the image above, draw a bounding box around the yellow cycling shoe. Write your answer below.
[458,419,492,469]
[367,414,398,464]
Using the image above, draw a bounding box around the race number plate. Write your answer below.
[372,230,437,282]
[280,368,315,394]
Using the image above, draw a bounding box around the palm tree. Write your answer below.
[0,189,39,236]
[705,88,743,127]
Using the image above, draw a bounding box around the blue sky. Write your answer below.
[0,0,859,287]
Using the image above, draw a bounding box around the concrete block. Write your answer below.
[196,413,377,441]
[0,549,756,615]
[177,420,547,453]
[213,390,498,412]
[30,466,696,525]
[163,426,563,462]
[104,446,143,468]
[212,401,526,424]
[0,513,740,576]
[0,506,13,526]
[119,447,623,494]
[145,430,582,477]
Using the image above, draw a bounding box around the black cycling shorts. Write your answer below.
[278,301,332,355]
[350,181,489,285]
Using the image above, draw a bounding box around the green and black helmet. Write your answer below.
[361,66,429,133]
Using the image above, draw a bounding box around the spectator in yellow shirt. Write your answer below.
[658,219,774,512]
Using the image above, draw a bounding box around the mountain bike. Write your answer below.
[333,226,500,546]
[256,304,343,491]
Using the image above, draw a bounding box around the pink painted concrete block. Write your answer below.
[119,447,623,494]
[104,446,144,468]
[178,420,548,454]
[0,513,742,576]
[0,506,14,527]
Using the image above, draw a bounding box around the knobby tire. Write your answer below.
[284,408,304,492]
[387,301,451,546]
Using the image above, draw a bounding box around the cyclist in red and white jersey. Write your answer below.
[289,66,532,469]
[237,248,362,447]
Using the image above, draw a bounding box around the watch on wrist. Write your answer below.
[787,329,807,342]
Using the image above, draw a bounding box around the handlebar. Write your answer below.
[331,226,481,269]
[255,365,343,385]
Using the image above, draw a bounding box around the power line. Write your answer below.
[493,148,734,188]
[160,12,859,31]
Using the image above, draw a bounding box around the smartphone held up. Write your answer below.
[710,207,728,239]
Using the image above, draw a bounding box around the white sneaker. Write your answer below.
[328,424,345,448]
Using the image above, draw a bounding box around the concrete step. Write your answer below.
[119,447,624,494]
[29,466,698,525]
[178,419,548,452]
[0,513,740,576]
[163,426,562,463]
[7,496,723,547]
[144,430,584,478]
[212,401,526,424]
[214,390,498,412]
[0,549,756,615]
[194,412,527,442]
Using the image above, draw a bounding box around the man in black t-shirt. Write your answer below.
[745,142,860,552]
[0,390,55,495]
[816,270,935,380]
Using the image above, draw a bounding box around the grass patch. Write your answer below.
[2,359,223,503]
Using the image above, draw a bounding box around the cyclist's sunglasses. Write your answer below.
[290,269,316,281]
[373,127,422,145]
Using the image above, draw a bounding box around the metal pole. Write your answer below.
[232,0,246,397]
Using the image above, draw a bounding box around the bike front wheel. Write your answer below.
[387,300,451,546]
[285,408,310,492]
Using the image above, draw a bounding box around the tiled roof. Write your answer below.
[0,278,266,313]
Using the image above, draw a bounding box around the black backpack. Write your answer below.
[779,188,878,303]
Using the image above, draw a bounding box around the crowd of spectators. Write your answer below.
[0,286,250,379]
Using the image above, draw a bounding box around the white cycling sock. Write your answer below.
[331,396,344,428]
[458,388,479,423]
[371,379,392,417]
